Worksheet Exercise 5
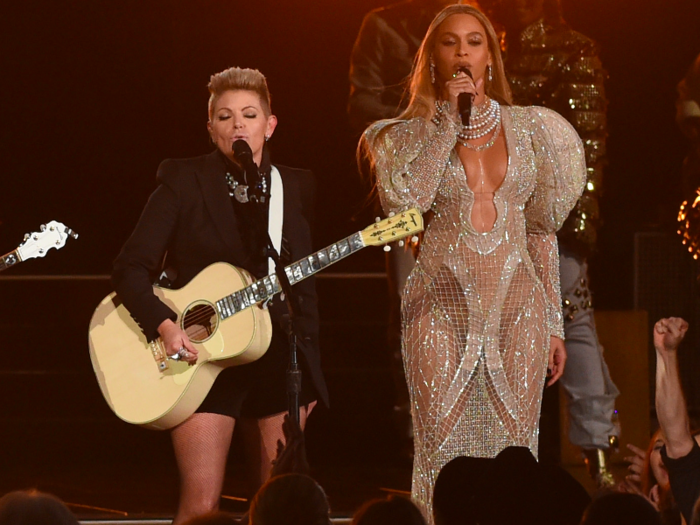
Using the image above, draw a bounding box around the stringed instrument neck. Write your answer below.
[216,208,423,321]
[216,231,363,320]
[0,250,21,272]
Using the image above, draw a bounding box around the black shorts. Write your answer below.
[196,324,317,419]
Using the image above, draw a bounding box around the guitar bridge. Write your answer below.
[150,340,169,372]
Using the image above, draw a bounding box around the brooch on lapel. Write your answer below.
[226,172,249,203]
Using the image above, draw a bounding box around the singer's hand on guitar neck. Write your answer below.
[158,319,199,365]
[442,71,482,120]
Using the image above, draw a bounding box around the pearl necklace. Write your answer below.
[457,97,501,141]
[434,98,502,151]
[458,119,501,151]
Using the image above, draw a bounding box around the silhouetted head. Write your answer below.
[0,490,79,525]
[581,492,661,525]
[249,474,331,525]
[181,511,239,525]
[432,447,590,525]
[352,495,426,525]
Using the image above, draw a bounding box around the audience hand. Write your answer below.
[653,317,688,355]
[621,443,645,495]
[270,415,310,478]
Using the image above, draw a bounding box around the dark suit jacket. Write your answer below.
[112,150,328,406]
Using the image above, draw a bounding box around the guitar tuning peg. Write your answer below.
[383,245,391,252]
[23,233,30,241]
[398,240,405,247]
[411,236,419,243]
[40,224,46,231]
[388,211,395,217]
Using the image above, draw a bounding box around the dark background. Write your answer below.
[2,0,700,296]
[2,0,700,516]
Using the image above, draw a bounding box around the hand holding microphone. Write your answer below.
[457,68,474,126]
[442,67,481,125]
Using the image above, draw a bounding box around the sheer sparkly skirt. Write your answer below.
[401,257,549,521]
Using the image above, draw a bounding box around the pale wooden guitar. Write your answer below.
[0,221,77,272]
[89,210,423,430]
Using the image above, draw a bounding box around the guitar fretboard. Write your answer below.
[216,232,365,320]
[0,251,20,273]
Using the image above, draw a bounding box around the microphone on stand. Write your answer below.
[232,139,265,204]
[457,67,474,127]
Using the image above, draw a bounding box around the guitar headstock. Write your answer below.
[16,221,78,261]
[360,208,424,247]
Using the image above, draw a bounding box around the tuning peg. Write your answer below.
[411,236,419,243]
[383,245,391,252]
[40,224,46,232]
[23,233,29,241]
[398,240,405,247]
[389,211,395,217]
[375,217,381,223]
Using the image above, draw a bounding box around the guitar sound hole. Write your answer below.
[182,303,218,343]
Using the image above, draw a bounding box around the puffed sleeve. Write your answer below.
[364,106,459,214]
[524,107,587,339]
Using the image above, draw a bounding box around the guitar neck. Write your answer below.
[216,232,365,320]
[0,250,21,273]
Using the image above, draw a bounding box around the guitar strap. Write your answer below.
[267,165,284,276]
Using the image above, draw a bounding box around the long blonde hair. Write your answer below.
[402,4,511,121]
[359,4,511,180]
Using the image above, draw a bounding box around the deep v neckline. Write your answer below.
[457,109,512,196]
[456,108,513,235]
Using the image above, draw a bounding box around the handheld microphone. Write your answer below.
[232,139,264,203]
[457,67,474,127]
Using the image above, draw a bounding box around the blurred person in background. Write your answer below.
[480,0,620,487]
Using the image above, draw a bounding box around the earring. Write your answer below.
[264,135,270,142]
[488,64,493,83]
[429,58,436,84]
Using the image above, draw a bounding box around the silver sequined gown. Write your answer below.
[366,104,586,519]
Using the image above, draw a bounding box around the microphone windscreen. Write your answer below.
[232,139,253,160]
[459,67,473,79]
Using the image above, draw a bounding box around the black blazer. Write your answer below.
[112,150,328,406]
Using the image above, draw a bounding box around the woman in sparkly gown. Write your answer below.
[361,4,586,519]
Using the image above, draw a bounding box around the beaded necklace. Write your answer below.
[434,98,502,152]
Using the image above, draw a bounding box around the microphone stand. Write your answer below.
[241,157,305,425]
[264,243,305,425]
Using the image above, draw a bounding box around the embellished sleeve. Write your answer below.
[364,105,459,214]
[524,107,587,339]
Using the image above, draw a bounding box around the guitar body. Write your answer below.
[88,209,424,431]
[89,262,272,430]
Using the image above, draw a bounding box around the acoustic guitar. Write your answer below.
[89,210,423,430]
